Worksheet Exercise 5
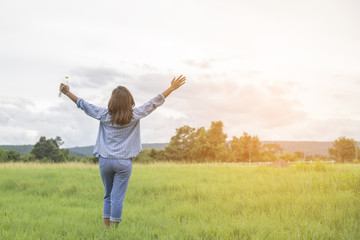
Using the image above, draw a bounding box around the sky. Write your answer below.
[1,0,359,147]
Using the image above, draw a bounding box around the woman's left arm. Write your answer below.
[132,94,165,119]
[59,83,106,120]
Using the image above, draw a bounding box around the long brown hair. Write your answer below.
[108,86,135,125]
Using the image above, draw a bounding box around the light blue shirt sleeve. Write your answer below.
[133,94,165,120]
[77,98,108,120]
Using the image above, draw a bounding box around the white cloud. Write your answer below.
[1,0,360,145]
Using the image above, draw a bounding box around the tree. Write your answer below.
[0,148,8,162]
[164,121,228,162]
[294,151,305,160]
[261,143,283,162]
[31,136,68,162]
[230,132,261,162]
[21,153,36,162]
[164,126,196,161]
[206,121,227,146]
[328,137,357,163]
[205,121,228,161]
[190,127,212,162]
[0,148,21,162]
[6,150,21,162]
[278,152,299,162]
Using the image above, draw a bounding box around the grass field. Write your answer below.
[0,162,359,240]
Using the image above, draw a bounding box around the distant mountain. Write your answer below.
[0,145,34,156]
[262,141,333,156]
[67,146,93,157]
[1,141,358,157]
[142,143,169,150]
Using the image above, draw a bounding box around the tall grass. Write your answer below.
[0,163,359,239]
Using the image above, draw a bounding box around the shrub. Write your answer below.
[134,149,157,164]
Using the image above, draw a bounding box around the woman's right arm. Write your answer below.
[162,75,186,98]
[133,75,186,119]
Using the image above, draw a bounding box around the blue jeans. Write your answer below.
[99,156,133,222]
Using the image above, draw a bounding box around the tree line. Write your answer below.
[0,136,97,163]
[136,121,359,163]
[0,121,359,163]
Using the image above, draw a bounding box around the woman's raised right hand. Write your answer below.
[170,75,186,91]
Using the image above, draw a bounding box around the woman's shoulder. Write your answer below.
[101,111,139,128]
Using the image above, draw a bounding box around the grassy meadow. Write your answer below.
[0,162,359,240]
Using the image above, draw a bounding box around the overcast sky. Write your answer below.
[1,0,359,147]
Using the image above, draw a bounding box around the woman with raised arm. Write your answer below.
[59,75,186,228]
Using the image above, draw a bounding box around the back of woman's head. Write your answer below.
[108,86,135,125]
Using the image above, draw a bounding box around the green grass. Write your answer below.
[0,162,359,239]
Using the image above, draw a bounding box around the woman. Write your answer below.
[59,75,186,228]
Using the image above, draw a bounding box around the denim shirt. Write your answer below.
[76,94,165,159]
